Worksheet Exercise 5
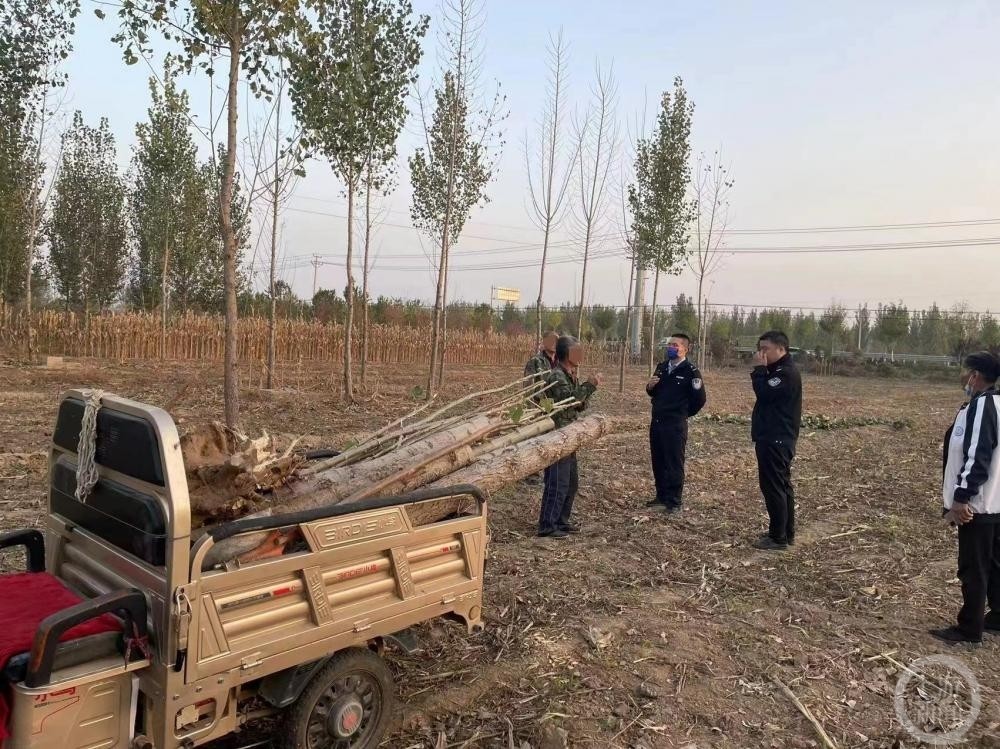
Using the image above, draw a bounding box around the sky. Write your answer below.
[60,0,1000,314]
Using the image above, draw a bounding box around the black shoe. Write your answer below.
[759,532,794,546]
[538,529,569,539]
[663,504,682,515]
[645,499,664,508]
[929,626,982,645]
[984,617,1000,633]
[559,523,581,534]
[753,536,788,551]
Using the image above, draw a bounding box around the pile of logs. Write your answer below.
[183,374,613,568]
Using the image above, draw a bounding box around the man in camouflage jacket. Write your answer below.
[524,330,559,390]
[538,336,603,538]
[523,330,559,484]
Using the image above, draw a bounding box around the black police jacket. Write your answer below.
[647,359,706,419]
[751,353,802,445]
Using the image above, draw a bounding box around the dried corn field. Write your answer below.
[0,305,628,367]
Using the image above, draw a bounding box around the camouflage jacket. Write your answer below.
[524,351,554,380]
[545,364,597,428]
[524,351,554,402]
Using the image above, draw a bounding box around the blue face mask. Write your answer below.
[666,347,680,360]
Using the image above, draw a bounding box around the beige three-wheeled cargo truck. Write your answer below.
[0,390,488,748]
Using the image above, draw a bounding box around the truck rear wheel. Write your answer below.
[279,648,395,749]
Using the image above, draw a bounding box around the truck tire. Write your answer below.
[278,648,395,749]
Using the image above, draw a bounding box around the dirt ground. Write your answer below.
[1,358,997,749]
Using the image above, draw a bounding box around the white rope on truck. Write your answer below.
[75,389,104,502]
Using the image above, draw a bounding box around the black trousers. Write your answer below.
[649,416,688,507]
[755,441,795,543]
[957,520,1000,638]
[538,452,578,534]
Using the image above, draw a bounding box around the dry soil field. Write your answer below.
[0,359,996,749]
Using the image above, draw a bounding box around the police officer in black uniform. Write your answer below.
[750,330,802,550]
[646,333,706,513]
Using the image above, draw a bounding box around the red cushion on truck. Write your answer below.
[0,572,121,742]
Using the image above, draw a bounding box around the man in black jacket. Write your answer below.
[751,330,802,550]
[646,333,706,513]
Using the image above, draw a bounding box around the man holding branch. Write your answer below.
[538,336,603,539]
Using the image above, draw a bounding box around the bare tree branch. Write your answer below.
[524,28,576,344]
[687,149,734,367]
[572,60,619,339]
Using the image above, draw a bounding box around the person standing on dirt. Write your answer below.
[523,330,559,485]
[931,351,1000,645]
[750,331,802,551]
[645,333,706,513]
[538,336,603,539]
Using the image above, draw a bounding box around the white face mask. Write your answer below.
[965,373,977,398]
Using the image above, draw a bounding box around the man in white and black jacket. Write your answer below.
[932,351,1000,645]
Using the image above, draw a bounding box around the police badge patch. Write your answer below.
[692,378,703,390]
[767,377,781,387]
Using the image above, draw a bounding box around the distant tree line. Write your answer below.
[232,289,1000,360]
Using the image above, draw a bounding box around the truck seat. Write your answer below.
[0,571,121,742]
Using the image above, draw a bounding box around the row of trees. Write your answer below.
[5,0,731,425]
[520,33,725,387]
[0,0,82,358]
[4,0,506,425]
[42,90,248,323]
[237,286,1000,360]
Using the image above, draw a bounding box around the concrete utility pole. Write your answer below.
[311,255,320,298]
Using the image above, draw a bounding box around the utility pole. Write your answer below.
[311,255,320,298]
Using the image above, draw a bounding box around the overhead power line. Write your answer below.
[288,194,1000,236]
[272,296,1000,318]
[284,205,1000,264]
[724,217,1000,234]
[279,235,1000,275]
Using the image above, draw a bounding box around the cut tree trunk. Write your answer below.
[288,414,499,506]
[198,413,604,568]
[411,414,612,525]
[200,414,501,567]
[468,417,555,459]
[192,414,502,521]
